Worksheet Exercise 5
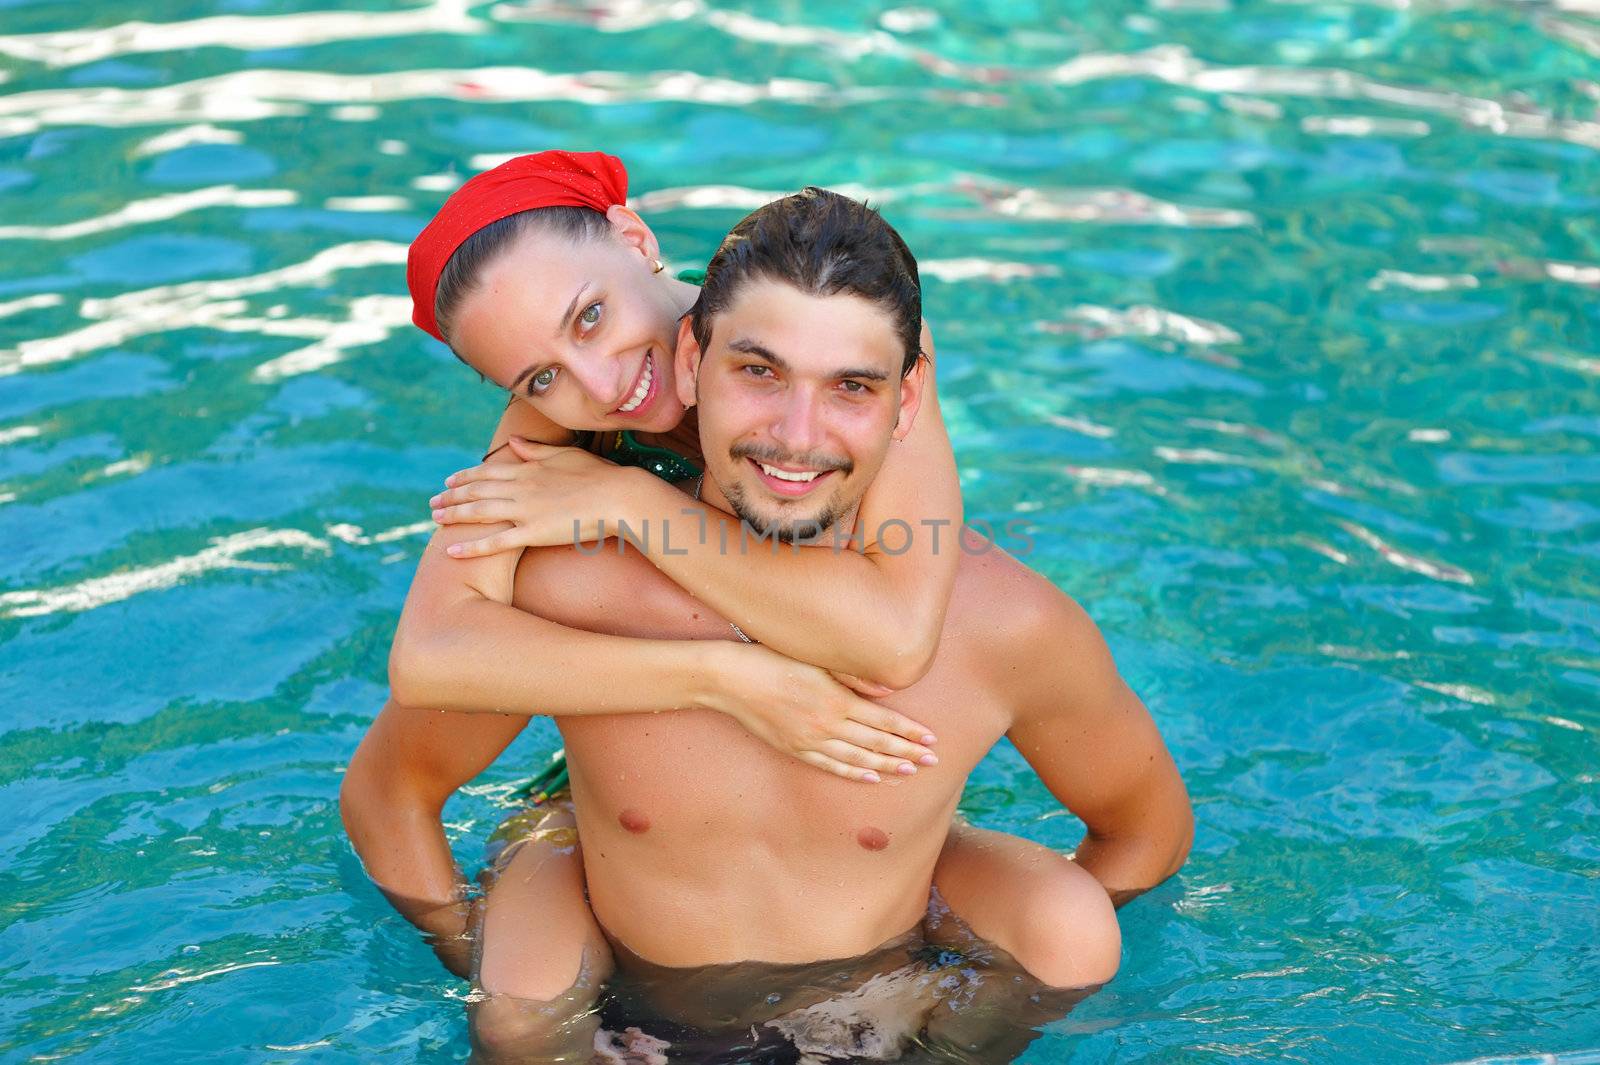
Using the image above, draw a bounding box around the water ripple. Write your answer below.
[0,185,298,242]
[1,241,407,376]
[0,0,482,68]
[0,528,329,618]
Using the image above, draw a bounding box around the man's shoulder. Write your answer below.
[947,528,1103,677]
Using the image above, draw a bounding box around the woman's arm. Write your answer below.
[388,398,939,779]
[435,324,962,690]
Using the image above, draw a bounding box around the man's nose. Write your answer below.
[771,390,827,455]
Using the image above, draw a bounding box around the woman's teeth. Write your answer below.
[759,463,820,483]
[617,353,652,413]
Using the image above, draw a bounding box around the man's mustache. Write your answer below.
[729,442,854,476]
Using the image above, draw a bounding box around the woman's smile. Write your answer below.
[611,347,661,418]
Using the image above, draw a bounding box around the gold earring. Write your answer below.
[651,258,664,274]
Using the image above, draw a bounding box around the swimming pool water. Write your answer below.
[0,1,1596,1061]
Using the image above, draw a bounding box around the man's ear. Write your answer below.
[891,353,928,442]
[604,204,659,263]
[674,316,701,410]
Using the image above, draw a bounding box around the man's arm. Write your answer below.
[1000,571,1193,904]
[339,698,529,977]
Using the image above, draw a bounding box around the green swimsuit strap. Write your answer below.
[607,430,700,482]
[512,750,570,805]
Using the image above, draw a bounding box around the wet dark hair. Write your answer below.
[433,205,612,347]
[689,187,923,377]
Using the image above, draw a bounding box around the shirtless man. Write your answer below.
[459,189,1192,1059]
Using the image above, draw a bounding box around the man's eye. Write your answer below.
[578,302,603,329]
[530,367,558,394]
[841,380,867,394]
[743,365,771,378]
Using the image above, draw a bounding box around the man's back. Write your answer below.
[510,528,1048,968]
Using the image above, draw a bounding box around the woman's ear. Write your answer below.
[674,316,701,410]
[604,204,659,262]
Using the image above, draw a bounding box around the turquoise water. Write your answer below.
[1,0,1597,1060]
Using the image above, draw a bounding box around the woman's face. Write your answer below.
[448,210,691,433]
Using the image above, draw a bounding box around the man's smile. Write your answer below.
[747,458,837,497]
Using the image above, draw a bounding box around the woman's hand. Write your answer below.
[429,437,648,558]
[701,641,940,783]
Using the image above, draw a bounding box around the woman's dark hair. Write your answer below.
[689,188,923,376]
[433,205,612,346]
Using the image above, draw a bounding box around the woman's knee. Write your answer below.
[1010,861,1121,989]
[934,827,1121,989]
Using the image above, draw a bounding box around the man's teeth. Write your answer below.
[759,463,820,483]
[617,354,652,413]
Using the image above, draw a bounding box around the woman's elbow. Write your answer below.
[871,636,939,691]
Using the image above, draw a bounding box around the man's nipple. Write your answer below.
[618,808,651,834]
[856,826,890,852]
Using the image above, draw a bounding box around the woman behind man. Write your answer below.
[340,153,1183,1030]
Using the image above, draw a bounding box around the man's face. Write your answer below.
[676,278,925,542]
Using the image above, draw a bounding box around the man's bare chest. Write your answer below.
[556,655,1008,857]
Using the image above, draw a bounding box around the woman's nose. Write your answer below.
[569,352,629,410]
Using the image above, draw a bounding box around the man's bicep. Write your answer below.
[1005,605,1182,836]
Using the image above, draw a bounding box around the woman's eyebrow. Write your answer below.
[509,361,544,392]
[555,282,592,338]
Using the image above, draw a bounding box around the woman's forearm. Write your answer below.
[390,594,726,716]
[629,501,951,688]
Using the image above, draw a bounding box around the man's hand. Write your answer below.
[703,642,940,783]
[430,438,652,558]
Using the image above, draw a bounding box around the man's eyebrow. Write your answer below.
[727,337,788,372]
[727,338,890,383]
[835,366,891,382]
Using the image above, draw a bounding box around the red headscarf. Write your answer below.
[406,149,629,341]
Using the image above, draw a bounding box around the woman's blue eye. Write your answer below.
[579,302,602,328]
[530,367,558,394]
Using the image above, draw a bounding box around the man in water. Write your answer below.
[463,187,1192,1060]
